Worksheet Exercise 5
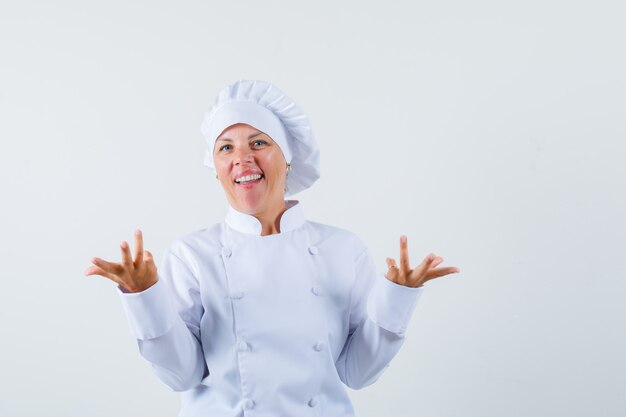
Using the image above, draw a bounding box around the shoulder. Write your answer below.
[159,223,224,279]
[164,223,224,263]
[305,220,368,259]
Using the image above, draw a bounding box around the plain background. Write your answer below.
[1,1,625,416]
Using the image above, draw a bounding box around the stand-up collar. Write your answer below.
[225,200,305,235]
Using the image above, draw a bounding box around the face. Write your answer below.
[213,123,288,217]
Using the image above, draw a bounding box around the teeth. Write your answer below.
[235,174,262,183]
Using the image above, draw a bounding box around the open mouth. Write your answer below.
[234,173,264,185]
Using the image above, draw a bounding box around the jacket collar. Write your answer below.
[225,200,305,235]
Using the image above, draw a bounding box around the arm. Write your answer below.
[335,234,460,389]
[117,249,207,392]
[334,247,423,390]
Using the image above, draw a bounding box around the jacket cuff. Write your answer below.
[366,275,423,336]
[117,277,177,340]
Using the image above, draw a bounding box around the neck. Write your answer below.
[254,200,287,236]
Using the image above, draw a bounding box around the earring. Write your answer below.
[286,163,292,171]
[215,174,219,180]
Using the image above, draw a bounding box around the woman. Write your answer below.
[85,80,460,416]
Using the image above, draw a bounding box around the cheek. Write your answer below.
[264,158,286,182]
[213,157,227,173]
[213,160,231,184]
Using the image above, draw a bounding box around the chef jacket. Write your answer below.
[117,200,423,417]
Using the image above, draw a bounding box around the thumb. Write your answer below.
[144,250,154,263]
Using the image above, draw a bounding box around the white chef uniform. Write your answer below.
[118,200,423,416]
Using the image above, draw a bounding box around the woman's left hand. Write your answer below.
[385,235,460,288]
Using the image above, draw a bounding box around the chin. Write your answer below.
[229,189,284,216]
[230,192,266,214]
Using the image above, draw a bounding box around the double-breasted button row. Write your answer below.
[229,287,318,299]
[243,397,316,410]
[237,340,250,352]
[224,246,319,257]
[243,398,255,410]
[228,291,244,300]
[236,340,322,352]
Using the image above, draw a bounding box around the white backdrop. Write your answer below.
[1,1,625,416]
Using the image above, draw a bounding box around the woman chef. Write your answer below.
[85,80,460,417]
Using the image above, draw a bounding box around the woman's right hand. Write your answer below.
[85,229,158,293]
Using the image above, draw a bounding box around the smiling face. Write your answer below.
[213,123,288,218]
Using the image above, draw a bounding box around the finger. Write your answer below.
[84,264,122,284]
[399,235,411,276]
[134,229,144,266]
[90,257,122,275]
[430,256,444,269]
[120,241,134,268]
[410,253,437,281]
[144,250,155,266]
[424,266,461,282]
[385,257,400,280]
[84,265,99,276]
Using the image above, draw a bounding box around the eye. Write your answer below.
[252,139,268,147]
[218,144,233,152]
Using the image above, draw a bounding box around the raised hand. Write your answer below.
[385,235,460,288]
[85,229,158,293]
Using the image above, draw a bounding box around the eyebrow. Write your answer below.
[216,132,264,142]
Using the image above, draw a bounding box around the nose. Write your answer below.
[233,146,253,165]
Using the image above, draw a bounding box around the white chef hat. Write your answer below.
[201,79,320,197]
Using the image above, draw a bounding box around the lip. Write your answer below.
[233,169,265,184]
[233,169,264,188]
[235,176,264,190]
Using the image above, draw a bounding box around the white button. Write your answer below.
[229,291,244,300]
[243,399,255,410]
[221,247,232,258]
[313,341,324,351]
[308,397,318,407]
[308,246,319,255]
[237,340,250,352]
[311,286,320,296]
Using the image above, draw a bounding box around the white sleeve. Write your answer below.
[334,247,423,390]
[117,249,207,392]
